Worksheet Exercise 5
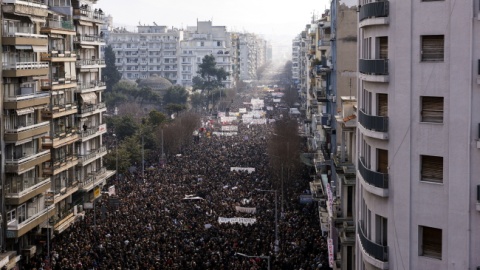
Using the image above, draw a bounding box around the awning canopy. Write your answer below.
[16,107,34,115]
[78,21,93,26]
[80,92,97,103]
[80,45,95,49]
[15,45,32,50]
[32,45,48,52]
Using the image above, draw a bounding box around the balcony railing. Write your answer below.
[76,59,106,67]
[8,205,54,231]
[358,109,388,132]
[3,30,48,39]
[78,146,107,163]
[5,120,49,134]
[4,89,49,101]
[78,103,106,114]
[358,220,388,262]
[359,59,389,75]
[358,157,389,189]
[43,20,75,31]
[5,177,50,198]
[74,35,105,43]
[73,8,104,21]
[76,81,106,91]
[3,61,48,70]
[359,1,390,22]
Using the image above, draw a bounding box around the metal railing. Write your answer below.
[358,157,389,189]
[358,220,388,262]
[3,61,48,70]
[76,59,105,66]
[78,103,106,114]
[43,19,74,30]
[358,109,388,132]
[74,35,105,43]
[359,1,389,22]
[359,59,389,75]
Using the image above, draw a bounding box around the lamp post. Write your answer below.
[113,134,118,180]
[255,188,279,255]
[235,252,270,270]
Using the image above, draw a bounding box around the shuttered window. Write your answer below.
[378,94,388,117]
[420,226,442,260]
[379,37,388,59]
[421,35,444,61]
[421,96,443,123]
[377,149,388,174]
[421,155,443,183]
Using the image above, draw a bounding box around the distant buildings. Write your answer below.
[106,20,270,88]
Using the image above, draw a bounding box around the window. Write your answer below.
[421,35,444,61]
[421,155,443,183]
[421,96,443,123]
[420,226,442,259]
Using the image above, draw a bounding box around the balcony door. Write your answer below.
[377,94,388,117]
[378,37,388,59]
[377,149,388,174]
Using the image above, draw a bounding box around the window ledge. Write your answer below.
[419,121,443,125]
[419,180,444,185]
[476,202,480,211]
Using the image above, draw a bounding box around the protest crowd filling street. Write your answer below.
[38,91,330,270]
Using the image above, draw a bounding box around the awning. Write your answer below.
[78,21,93,26]
[32,45,48,53]
[29,16,46,23]
[80,92,97,103]
[15,45,32,50]
[52,90,65,95]
[16,107,34,115]
[300,153,315,167]
[80,45,95,49]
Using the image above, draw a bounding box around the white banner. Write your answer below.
[248,119,267,125]
[220,116,237,124]
[235,206,257,214]
[221,125,239,131]
[328,238,334,268]
[183,194,204,200]
[218,217,257,225]
[230,167,255,173]
[212,131,238,136]
[108,185,116,196]
[239,108,247,113]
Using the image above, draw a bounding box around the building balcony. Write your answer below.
[77,102,106,116]
[74,35,105,45]
[43,155,78,175]
[317,40,330,50]
[4,121,49,142]
[5,150,50,174]
[76,58,106,69]
[7,205,55,238]
[40,20,75,35]
[42,130,79,149]
[78,123,106,141]
[2,31,48,46]
[75,81,106,93]
[79,167,114,191]
[2,0,48,17]
[358,109,388,139]
[358,157,389,197]
[2,61,48,77]
[77,146,107,166]
[40,50,77,62]
[40,78,77,91]
[317,89,328,102]
[53,206,78,234]
[359,1,390,28]
[3,91,49,109]
[41,103,78,119]
[359,59,389,82]
[357,220,389,269]
[5,177,51,205]
[50,181,79,205]
[73,8,104,23]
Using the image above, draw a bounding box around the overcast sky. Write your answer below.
[97,0,330,56]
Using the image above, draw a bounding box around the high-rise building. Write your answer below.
[356,1,480,269]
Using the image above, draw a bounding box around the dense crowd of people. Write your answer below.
[31,92,330,270]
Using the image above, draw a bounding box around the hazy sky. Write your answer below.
[97,0,330,54]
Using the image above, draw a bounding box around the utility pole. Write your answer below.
[142,134,144,179]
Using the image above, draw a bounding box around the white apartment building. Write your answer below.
[180,21,233,88]
[109,26,183,83]
[356,1,480,269]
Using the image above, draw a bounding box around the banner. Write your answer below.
[108,185,116,196]
[230,167,255,173]
[183,194,204,200]
[221,125,238,131]
[235,206,256,214]
[218,217,257,225]
[94,186,101,198]
[328,238,334,268]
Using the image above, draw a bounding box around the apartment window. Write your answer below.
[421,155,443,183]
[419,226,442,259]
[421,96,443,123]
[421,35,444,61]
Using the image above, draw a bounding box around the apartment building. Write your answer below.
[299,3,358,270]
[1,0,53,265]
[356,0,480,269]
[181,21,233,88]
[0,0,113,267]
[108,25,183,82]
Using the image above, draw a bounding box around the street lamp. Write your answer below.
[255,188,279,255]
[113,134,118,180]
[235,252,270,270]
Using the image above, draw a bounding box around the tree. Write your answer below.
[190,92,204,110]
[163,85,189,111]
[112,115,139,140]
[102,45,121,92]
[192,54,229,110]
[165,103,186,116]
[147,110,167,127]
